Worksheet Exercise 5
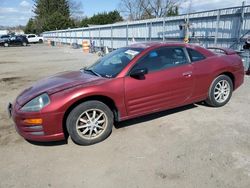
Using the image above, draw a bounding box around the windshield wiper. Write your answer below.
[83,68,102,77]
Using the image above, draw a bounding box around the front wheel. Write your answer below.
[4,42,9,47]
[206,75,233,107]
[22,42,27,46]
[66,100,113,145]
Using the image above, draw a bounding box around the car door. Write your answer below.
[9,36,17,45]
[124,47,194,117]
[186,48,213,99]
[15,36,23,45]
[28,35,36,43]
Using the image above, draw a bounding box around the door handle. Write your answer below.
[182,71,192,77]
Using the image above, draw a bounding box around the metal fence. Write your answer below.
[43,5,250,50]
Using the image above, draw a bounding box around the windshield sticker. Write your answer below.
[125,50,140,57]
[105,74,113,78]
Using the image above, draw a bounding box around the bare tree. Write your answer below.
[69,0,84,20]
[119,0,145,20]
[144,0,180,17]
[119,0,182,20]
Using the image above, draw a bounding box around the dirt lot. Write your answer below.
[0,44,250,188]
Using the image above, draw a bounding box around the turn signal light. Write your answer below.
[23,118,43,125]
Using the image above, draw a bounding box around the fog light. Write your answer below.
[23,118,43,125]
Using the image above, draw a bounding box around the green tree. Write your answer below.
[24,18,37,34]
[25,1,123,32]
[80,11,123,27]
[32,0,74,33]
[108,11,124,23]
[80,17,89,27]
[167,6,179,16]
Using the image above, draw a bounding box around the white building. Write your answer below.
[11,29,24,35]
[0,30,8,35]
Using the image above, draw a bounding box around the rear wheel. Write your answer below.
[66,100,113,145]
[39,39,43,43]
[22,42,27,46]
[4,42,9,47]
[206,75,233,107]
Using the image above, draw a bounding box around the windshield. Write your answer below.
[86,47,143,78]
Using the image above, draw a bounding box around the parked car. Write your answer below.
[8,42,244,145]
[243,37,250,50]
[26,34,43,43]
[0,35,29,47]
[0,35,10,46]
[0,34,10,40]
[235,50,250,75]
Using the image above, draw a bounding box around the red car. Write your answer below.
[8,42,244,145]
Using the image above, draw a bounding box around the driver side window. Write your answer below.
[28,35,35,38]
[132,47,188,73]
[10,36,16,40]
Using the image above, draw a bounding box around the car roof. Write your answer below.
[129,41,180,49]
[129,41,200,48]
[129,41,215,57]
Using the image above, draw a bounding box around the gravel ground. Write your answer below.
[0,44,250,188]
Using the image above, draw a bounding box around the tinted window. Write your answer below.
[10,36,16,40]
[1,35,9,39]
[133,47,188,73]
[187,48,205,62]
[28,35,35,38]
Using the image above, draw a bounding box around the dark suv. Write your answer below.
[0,35,10,46]
[0,35,29,47]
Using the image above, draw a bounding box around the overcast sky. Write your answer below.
[0,0,249,26]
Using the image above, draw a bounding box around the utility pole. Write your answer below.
[214,9,221,46]
[184,0,192,43]
[237,1,245,50]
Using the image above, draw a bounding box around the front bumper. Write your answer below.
[9,102,65,142]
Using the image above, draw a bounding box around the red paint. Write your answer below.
[11,42,244,142]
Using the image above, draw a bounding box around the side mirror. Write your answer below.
[130,68,148,79]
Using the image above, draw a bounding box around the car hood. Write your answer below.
[16,70,106,106]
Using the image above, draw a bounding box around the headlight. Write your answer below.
[21,93,50,112]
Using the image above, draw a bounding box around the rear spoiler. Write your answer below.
[207,47,236,55]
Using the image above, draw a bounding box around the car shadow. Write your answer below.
[114,104,198,129]
[25,103,200,146]
[26,139,68,146]
[0,45,31,48]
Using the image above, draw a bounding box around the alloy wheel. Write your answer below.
[75,109,107,140]
[213,80,230,103]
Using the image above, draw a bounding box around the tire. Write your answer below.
[39,39,43,43]
[4,42,9,47]
[66,100,113,145]
[206,75,233,107]
[22,42,27,46]
[97,51,103,57]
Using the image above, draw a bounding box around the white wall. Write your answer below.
[0,30,8,35]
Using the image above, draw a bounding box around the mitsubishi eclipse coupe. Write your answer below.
[8,42,244,145]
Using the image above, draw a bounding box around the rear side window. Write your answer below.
[1,35,9,38]
[133,47,188,73]
[187,48,206,62]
